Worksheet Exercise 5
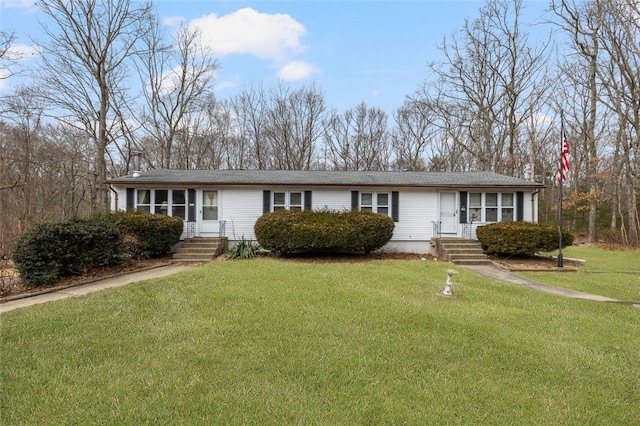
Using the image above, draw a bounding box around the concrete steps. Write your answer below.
[432,238,492,266]
[171,237,228,263]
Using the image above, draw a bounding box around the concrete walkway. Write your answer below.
[464,264,623,302]
[0,264,195,314]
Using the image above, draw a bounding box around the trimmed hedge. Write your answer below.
[254,210,394,255]
[476,222,575,255]
[12,212,183,287]
[104,211,183,258]
[12,218,125,287]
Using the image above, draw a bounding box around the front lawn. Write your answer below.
[523,246,640,302]
[2,258,639,424]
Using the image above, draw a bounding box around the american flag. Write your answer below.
[557,133,570,183]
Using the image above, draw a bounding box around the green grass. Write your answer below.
[2,257,639,424]
[522,246,640,302]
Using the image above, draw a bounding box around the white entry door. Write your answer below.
[200,190,219,235]
[439,192,458,234]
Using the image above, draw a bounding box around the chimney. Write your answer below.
[132,151,142,177]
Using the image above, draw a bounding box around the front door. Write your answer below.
[200,190,219,235]
[439,192,458,234]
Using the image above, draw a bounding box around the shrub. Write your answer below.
[254,210,394,255]
[12,218,125,287]
[476,222,575,255]
[104,211,183,258]
[228,237,261,259]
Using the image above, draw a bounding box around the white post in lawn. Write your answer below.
[443,269,458,296]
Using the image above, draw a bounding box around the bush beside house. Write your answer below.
[255,210,394,255]
[103,211,183,258]
[476,222,574,255]
[12,213,183,287]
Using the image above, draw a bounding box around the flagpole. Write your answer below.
[558,110,564,268]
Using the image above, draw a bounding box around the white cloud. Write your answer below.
[187,7,307,62]
[162,15,186,28]
[277,60,319,81]
[8,43,38,59]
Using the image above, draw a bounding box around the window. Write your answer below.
[155,190,169,215]
[360,193,373,212]
[377,193,389,215]
[468,192,515,222]
[203,190,218,220]
[135,189,188,219]
[137,189,151,213]
[469,193,482,222]
[360,192,390,216]
[501,193,514,222]
[172,190,186,219]
[289,192,302,210]
[485,193,498,222]
[272,191,304,211]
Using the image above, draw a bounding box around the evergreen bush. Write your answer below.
[476,222,574,255]
[12,218,124,287]
[254,210,394,255]
[105,211,183,258]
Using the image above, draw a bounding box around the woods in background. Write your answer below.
[1,0,639,253]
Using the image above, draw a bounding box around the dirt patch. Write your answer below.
[258,251,427,263]
[489,254,582,272]
[1,256,172,299]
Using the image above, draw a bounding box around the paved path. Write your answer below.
[0,264,195,314]
[464,265,623,302]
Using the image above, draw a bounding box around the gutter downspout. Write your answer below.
[108,185,118,212]
[531,190,540,224]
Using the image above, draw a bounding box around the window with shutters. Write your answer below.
[359,192,391,216]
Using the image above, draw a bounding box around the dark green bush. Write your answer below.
[104,211,183,258]
[254,210,394,255]
[12,218,125,287]
[476,222,575,255]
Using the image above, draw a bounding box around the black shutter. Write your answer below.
[263,190,271,214]
[459,191,468,223]
[188,189,196,221]
[304,191,312,210]
[126,188,134,210]
[351,191,359,211]
[516,191,524,221]
[391,191,399,222]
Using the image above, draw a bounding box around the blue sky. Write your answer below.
[0,0,552,114]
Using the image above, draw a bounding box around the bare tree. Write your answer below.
[136,19,218,169]
[0,30,18,83]
[230,85,271,169]
[427,0,549,175]
[551,0,603,243]
[325,102,390,171]
[265,83,327,170]
[36,0,153,210]
[390,98,435,171]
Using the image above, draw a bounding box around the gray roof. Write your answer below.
[108,169,543,189]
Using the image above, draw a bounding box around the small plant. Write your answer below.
[228,237,260,259]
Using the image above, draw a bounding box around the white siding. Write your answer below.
[218,188,264,240]
[312,189,352,211]
[109,183,541,253]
